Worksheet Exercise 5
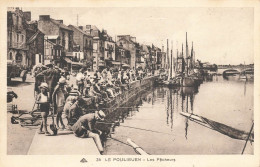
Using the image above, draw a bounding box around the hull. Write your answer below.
[182,77,195,87]
[180,112,254,142]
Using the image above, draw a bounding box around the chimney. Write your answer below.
[23,11,31,21]
[78,26,83,30]
[39,15,50,21]
[56,20,63,24]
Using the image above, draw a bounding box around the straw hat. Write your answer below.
[95,110,106,120]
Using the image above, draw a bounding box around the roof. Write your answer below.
[116,45,130,51]
[27,30,44,44]
[50,19,72,31]
[68,25,93,38]
[117,37,135,44]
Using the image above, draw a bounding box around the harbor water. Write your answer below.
[104,75,254,155]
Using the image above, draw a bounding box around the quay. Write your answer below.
[27,76,157,155]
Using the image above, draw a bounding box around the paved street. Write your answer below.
[7,74,82,155]
[7,74,37,155]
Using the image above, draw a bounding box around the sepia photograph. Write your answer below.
[1,1,260,167]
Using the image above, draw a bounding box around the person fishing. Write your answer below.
[36,83,51,136]
[71,110,106,154]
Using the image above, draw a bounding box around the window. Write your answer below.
[21,35,24,42]
[9,32,12,45]
[9,52,12,60]
[39,54,42,63]
[17,34,19,43]
[16,15,19,28]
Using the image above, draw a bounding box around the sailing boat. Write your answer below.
[182,32,196,87]
[164,40,180,87]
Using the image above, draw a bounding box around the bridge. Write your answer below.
[217,68,243,75]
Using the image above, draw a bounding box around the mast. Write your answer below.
[185,32,189,76]
[182,43,185,73]
[177,49,179,73]
[170,41,173,78]
[191,41,193,70]
[167,39,169,71]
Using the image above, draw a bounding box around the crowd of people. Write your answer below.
[31,63,154,154]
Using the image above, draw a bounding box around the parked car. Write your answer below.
[7,60,27,83]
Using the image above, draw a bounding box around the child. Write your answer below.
[52,77,68,130]
[36,83,51,135]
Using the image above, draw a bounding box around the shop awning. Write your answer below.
[122,63,130,67]
[64,57,72,63]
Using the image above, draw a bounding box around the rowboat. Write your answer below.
[180,112,254,142]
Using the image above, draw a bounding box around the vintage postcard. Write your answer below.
[0,0,259,167]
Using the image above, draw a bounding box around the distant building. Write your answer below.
[115,45,131,69]
[116,35,137,69]
[68,25,93,69]
[26,20,45,67]
[103,30,115,69]
[84,25,104,71]
[7,8,29,67]
[38,15,73,67]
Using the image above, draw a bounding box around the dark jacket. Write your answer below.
[71,113,96,137]
[36,68,60,90]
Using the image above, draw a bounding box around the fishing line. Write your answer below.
[119,125,175,136]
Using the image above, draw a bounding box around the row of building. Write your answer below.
[7,7,167,72]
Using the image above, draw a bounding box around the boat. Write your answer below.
[182,76,195,87]
[182,33,196,87]
[180,112,254,142]
[163,39,180,88]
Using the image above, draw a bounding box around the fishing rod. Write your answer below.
[85,107,134,111]
[241,122,254,154]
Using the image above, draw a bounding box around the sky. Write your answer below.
[23,7,254,65]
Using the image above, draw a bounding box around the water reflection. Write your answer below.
[104,75,253,154]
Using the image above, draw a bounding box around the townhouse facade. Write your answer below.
[26,20,45,67]
[68,25,93,69]
[38,15,73,67]
[115,44,131,70]
[116,35,137,70]
[7,8,29,67]
[84,25,105,71]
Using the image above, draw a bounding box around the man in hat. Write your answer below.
[52,77,68,130]
[71,110,106,154]
[36,63,60,102]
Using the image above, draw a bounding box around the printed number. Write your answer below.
[96,158,101,162]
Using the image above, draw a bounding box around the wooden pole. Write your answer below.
[241,122,254,154]
[127,138,149,155]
